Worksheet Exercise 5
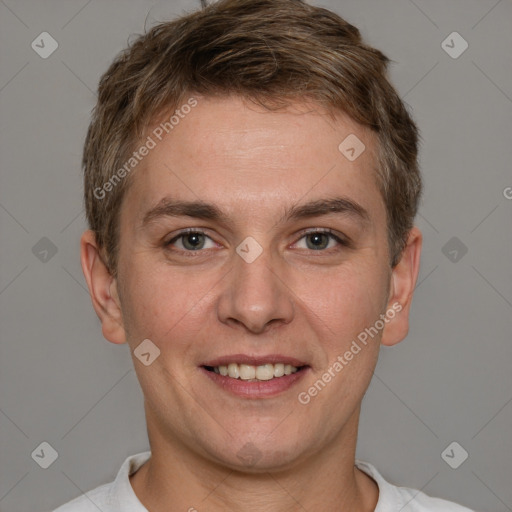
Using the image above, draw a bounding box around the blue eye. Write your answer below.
[165,228,348,254]
[294,230,348,251]
[166,230,217,251]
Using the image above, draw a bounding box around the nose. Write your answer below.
[216,246,295,334]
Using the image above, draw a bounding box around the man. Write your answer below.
[55,0,474,510]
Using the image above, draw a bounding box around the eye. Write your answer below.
[166,229,217,251]
[165,228,349,254]
[293,229,348,251]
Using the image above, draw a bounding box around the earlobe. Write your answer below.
[381,227,422,347]
[80,230,126,345]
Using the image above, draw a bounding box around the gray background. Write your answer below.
[0,0,511,511]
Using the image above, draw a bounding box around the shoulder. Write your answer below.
[52,482,112,511]
[52,451,151,512]
[393,485,476,511]
[355,460,475,512]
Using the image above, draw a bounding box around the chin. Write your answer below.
[199,430,310,473]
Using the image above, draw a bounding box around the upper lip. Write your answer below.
[202,354,308,367]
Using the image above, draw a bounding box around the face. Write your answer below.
[82,95,420,472]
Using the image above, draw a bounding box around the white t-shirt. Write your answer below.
[53,451,475,511]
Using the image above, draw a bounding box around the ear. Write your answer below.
[381,226,422,347]
[80,230,126,344]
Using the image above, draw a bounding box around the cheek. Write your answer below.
[119,240,390,356]
[295,266,384,406]
[120,261,219,346]
[293,259,389,343]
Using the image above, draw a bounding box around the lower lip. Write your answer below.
[200,367,310,399]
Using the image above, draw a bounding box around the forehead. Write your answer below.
[122,95,384,226]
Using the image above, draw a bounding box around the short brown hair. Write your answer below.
[83,0,421,276]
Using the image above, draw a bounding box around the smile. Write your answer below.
[205,362,301,381]
[201,356,310,398]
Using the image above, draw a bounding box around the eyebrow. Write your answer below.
[141,196,370,228]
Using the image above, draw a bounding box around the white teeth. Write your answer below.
[213,362,301,380]
[228,363,239,379]
[255,364,274,380]
[239,364,256,380]
[273,363,285,377]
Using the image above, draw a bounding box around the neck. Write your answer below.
[130,407,378,512]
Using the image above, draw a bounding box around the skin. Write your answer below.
[81,95,422,511]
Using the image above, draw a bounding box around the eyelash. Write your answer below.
[165,228,350,255]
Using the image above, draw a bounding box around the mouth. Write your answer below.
[203,362,306,381]
[200,355,310,398]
